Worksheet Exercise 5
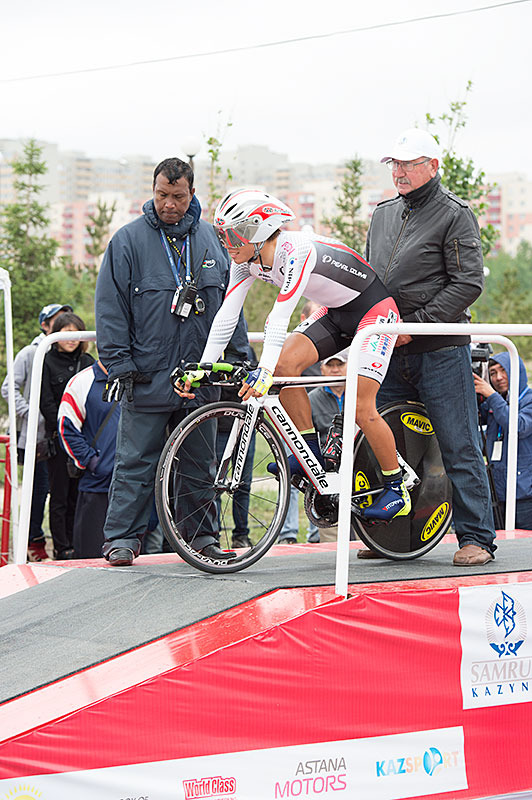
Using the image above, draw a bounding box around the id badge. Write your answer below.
[491,440,503,461]
[175,284,197,318]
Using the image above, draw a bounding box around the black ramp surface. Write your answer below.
[0,538,530,705]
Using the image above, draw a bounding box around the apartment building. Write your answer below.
[2,137,532,261]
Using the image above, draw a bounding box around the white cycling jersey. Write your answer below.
[201,231,378,373]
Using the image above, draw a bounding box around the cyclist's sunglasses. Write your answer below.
[215,226,250,249]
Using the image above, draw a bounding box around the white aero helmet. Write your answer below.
[214,188,295,248]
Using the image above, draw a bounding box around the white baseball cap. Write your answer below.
[322,347,349,365]
[380,128,441,163]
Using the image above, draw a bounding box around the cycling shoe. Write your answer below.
[267,435,325,477]
[359,480,411,523]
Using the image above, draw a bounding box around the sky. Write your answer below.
[1,0,531,178]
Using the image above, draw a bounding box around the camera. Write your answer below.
[471,343,493,408]
[471,342,493,378]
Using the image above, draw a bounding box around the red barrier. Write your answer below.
[0,435,11,566]
[1,579,532,798]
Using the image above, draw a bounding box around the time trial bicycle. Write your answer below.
[154,362,452,574]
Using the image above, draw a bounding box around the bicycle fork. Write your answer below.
[216,400,260,490]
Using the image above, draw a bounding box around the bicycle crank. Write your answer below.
[304,486,339,528]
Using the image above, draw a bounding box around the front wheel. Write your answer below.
[351,401,452,560]
[155,402,291,574]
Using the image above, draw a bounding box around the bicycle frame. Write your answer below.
[217,388,341,496]
[216,378,421,498]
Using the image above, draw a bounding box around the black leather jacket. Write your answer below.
[365,174,484,353]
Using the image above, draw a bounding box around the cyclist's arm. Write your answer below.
[200,262,255,364]
[259,242,315,373]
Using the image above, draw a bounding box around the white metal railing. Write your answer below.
[335,322,532,597]
[0,269,19,546]
[10,324,532,581]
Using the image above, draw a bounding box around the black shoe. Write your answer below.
[53,547,75,560]
[232,535,252,549]
[201,544,237,560]
[108,547,135,566]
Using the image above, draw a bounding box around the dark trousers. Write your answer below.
[500,499,532,531]
[18,449,49,543]
[73,491,109,559]
[102,406,218,558]
[47,447,79,556]
[215,429,256,538]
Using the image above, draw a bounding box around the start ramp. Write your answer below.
[0,536,532,800]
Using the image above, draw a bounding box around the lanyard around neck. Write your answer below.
[160,230,192,287]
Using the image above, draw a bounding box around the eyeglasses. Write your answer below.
[215,226,249,249]
[386,158,431,172]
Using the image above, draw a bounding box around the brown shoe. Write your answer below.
[453,544,494,566]
[357,548,384,559]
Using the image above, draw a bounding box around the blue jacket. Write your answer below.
[95,194,240,412]
[58,362,120,493]
[479,351,532,501]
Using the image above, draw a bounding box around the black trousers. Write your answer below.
[47,447,79,556]
[73,491,109,559]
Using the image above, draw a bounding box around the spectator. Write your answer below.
[95,157,247,567]
[474,352,532,531]
[40,312,94,559]
[278,299,324,545]
[364,127,496,565]
[58,359,120,559]
[1,303,72,561]
[308,352,348,543]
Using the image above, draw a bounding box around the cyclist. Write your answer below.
[176,189,410,522]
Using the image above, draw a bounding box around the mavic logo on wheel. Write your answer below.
[421,502,450,541]
[400,412,434,435]
[355,471,373,508]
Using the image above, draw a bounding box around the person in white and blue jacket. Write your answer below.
[474,351,532,530]
[58,360,120,558]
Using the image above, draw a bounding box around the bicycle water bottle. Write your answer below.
[323,413,343,471]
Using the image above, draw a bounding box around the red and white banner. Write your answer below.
[1,575,532,799]
[0,727,467,800]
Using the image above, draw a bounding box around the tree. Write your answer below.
[425,81,498,257]
[85,198,117,279]
[472,242,532,359]
[0,139,65,354]
[204,113,233,222]
[321,156,368,253]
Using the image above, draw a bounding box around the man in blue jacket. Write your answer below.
[474,352,532,530]
[95,157,246,566]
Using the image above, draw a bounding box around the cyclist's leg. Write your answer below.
[355,379,411,522]
[275,332,320,430]
[356,376,399,471]
[268,332,325,477]
[353,298,411,521]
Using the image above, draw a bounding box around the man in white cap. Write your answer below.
[363,128,496,566]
